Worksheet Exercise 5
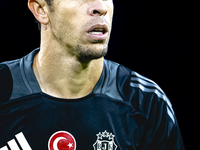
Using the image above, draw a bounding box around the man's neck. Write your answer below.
[33,35,104,99]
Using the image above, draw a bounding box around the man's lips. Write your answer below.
[86,24,109,41]
[87,24,108,33]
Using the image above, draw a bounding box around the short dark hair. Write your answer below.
[35,19,41,31]
[45,0,54,7]
[35,0,54,31]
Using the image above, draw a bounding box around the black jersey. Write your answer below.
[0,48,184,150]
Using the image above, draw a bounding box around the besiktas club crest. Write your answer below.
[93,130,118,150]
[48,131,76,150]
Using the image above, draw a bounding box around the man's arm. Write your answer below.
[163,116,185,150]
[147,101,185,150]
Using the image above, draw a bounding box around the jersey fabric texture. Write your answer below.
[0,48,184,150]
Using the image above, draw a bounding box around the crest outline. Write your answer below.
[93,130,117,150]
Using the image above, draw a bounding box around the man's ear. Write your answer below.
[28,0,49,25]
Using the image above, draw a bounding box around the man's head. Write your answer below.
[28,0,114,61]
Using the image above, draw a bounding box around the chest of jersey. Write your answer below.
[0,94,142,150]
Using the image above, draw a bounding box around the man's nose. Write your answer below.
[87,0,108,16]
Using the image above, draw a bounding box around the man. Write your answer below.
[0,0,184,149]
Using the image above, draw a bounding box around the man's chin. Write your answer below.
[75,44,108,61]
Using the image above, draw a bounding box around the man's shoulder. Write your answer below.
[0,48,41,102]
[0,60,21,102]
[104,59,175,123]
[104,59,166,102]
[0,59,21,71]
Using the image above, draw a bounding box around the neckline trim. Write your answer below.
[40,92,95,102]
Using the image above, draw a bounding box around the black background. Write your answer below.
[0,1,199,149]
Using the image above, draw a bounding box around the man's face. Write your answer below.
[47,0,114,60]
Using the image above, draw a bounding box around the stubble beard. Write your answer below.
[74,44,108,61]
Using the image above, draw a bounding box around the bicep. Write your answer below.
[148,103,185,150]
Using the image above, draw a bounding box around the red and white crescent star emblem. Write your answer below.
[48,131,76,150]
